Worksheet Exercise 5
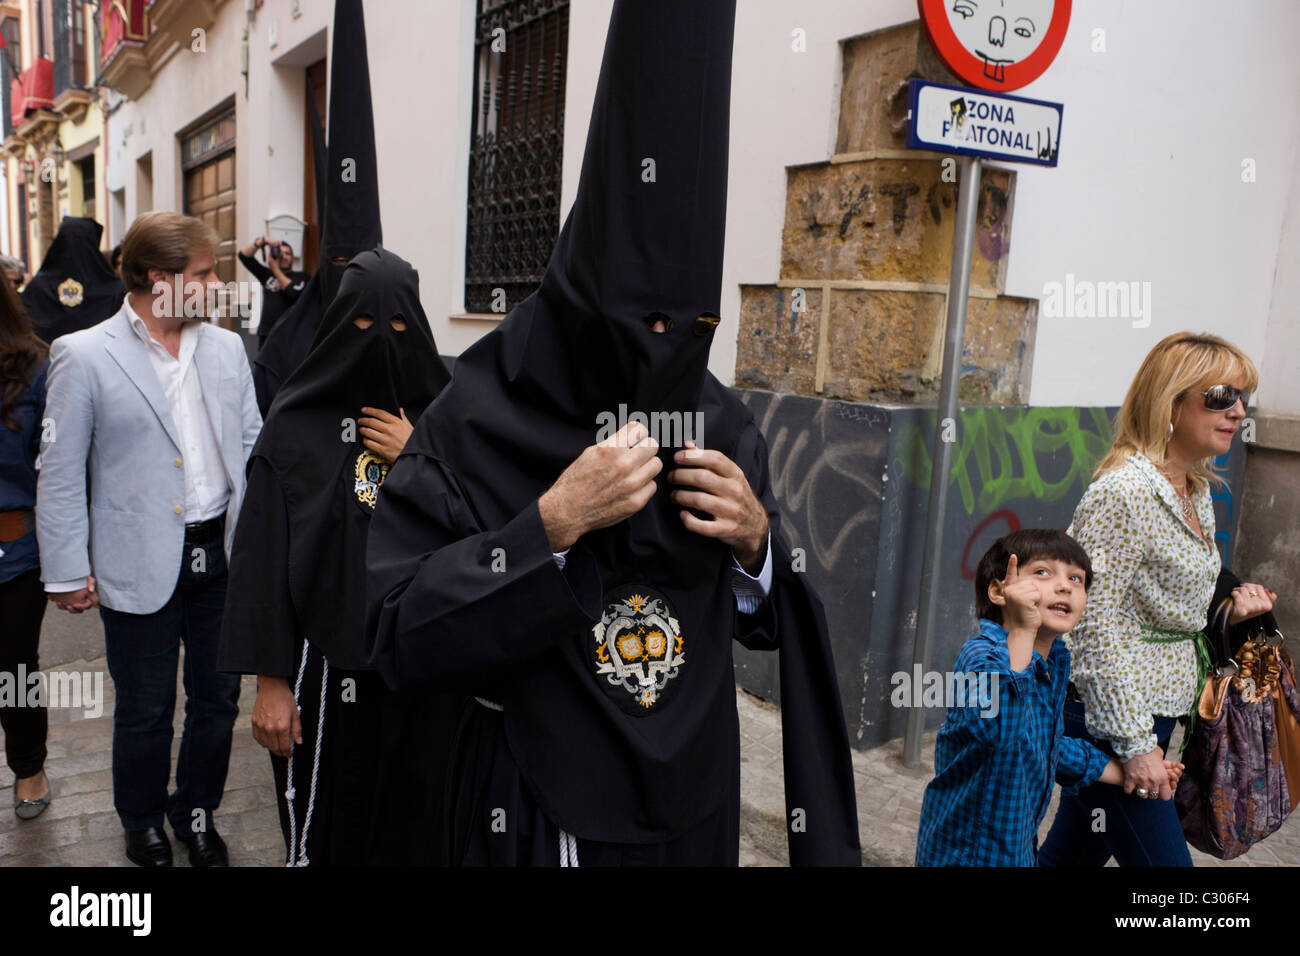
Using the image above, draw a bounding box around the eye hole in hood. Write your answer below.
[693,312,721,337]
[643,312,674,333]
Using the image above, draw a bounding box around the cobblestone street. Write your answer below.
[4,610,1298,867]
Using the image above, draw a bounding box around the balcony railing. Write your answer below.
[101,0,150,71]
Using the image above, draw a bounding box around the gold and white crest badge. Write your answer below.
[352,448,390,512]
[592,586,684,715]
[57,278,84,307]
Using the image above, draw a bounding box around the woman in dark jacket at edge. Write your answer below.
[0,272,52,819]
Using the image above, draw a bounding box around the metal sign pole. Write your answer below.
[902,154,983,767]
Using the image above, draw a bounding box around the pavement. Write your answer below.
[4,608,1299,867]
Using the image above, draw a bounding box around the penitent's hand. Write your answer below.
[359,406,413,463]
[667,442,769,574]
[252,675,303,759]
[539,421,662,552]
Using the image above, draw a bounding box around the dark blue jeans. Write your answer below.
[100,528,239,833]
[1037,699,1193,867]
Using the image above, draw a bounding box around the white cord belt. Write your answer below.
[284,641,329,867]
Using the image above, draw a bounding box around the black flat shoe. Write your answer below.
[125,826,173,867]
[176,828,229,867]
[13,773,51,820]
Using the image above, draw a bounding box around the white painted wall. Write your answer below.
[106,0,1300,415]
[989,0,1300,414]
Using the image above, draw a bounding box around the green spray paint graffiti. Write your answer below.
[896,407,1114,515]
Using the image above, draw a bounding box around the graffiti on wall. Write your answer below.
[895,406,1114,516]
[742,393,889,577]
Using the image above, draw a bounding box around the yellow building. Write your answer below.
[1,0,106,276]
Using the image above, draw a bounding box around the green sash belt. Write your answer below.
[1139,624,1213,751]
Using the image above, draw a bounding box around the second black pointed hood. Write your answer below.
[253,0,382,414]
[319,0,381,304]
[251,248,449,670]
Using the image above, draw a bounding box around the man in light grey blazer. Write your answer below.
[37,211,261,867]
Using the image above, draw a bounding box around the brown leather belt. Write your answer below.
[0,508,35,542]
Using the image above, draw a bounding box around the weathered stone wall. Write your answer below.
[735,21,1037,406]
[1233,416,1300,656]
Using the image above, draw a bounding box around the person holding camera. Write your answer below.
[238,237,308,346]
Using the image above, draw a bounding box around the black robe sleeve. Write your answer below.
[732,419,863,866]
[218,455,300,677]
[364,451,604,693]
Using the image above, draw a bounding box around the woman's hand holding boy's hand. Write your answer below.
[1100,753,1184,792]
[1123,748,1173,801]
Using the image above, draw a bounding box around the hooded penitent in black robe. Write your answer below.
[219,249,452,865]
[365,0,860,866]
[22,217,126,343]
[253,0,380,416]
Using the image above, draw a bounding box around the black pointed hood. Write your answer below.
[22,216,126,343]
[423,0,739,519]
[508,0,734,422]
[319,0,381,305]
[250,248,449,670]
[253,0,382,415]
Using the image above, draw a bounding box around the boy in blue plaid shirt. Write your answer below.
[915,529,1182,866]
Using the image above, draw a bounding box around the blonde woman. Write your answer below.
[1038,333,1275,867]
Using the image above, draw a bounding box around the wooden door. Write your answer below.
[184,150,237,327]
[302,58,327,274]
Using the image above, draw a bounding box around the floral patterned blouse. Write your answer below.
[1065,452,1220,761]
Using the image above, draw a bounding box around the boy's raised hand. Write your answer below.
[1001,554,1042,632]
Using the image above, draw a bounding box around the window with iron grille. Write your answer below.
[72,2,86,87]
[0,18,19,139]
[78,155,94,208]
[49,0,86,93]
[52,0,69,95]
[464,0,569,315]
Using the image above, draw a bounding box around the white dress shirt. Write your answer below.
[126,304,231,522]
[47,304,231,594]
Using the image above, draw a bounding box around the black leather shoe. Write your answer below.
[176,828,229,867]
[124,827,173,867]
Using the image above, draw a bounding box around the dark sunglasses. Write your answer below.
[1200,384,1249,412]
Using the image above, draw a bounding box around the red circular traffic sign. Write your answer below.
[918,0,1071,91]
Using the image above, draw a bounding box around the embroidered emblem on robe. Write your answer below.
[58,278,84,307]
[353,449,390,512]
[592,585,684,714]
